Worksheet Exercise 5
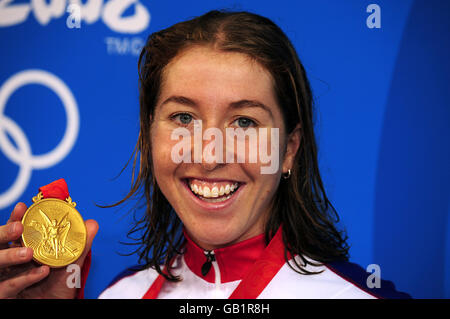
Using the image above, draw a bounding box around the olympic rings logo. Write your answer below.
[0,70,79,209]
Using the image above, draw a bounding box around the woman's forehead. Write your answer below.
[159,46,278,109]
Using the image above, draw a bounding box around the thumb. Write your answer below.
[77,219,98,265]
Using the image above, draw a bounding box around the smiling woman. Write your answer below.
[151,45,290,252]
[96,10,410,299]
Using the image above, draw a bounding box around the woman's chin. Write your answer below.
[185,225,243,250]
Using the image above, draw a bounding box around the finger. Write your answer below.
[8,203,33,249]
[0,222,23,246]
[76,219,98,266]
[0,247,33,268]
[84,219,99,253]
[0,265,49,299]
[7,203,28,224]
[1,203,27,249]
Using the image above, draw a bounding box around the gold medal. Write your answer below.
[21,191,87,268]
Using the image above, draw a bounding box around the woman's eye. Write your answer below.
[172,113,193,125]
[233,117,256,128]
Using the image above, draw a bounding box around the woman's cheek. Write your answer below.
[151,126,180,176]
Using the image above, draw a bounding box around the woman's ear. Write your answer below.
[282,124,301,174]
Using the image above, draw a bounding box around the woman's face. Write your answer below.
[151,46,300,250]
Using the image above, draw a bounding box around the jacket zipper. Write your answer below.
[202,250,222,291]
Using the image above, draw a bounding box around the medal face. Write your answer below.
[21,195,87,268]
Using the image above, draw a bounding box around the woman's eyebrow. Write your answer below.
[160,95,197,107]
[229,100,274,119]
[160,96,274,119]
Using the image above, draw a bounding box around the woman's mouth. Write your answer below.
[184,178,242,203]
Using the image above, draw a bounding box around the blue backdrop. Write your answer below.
[0,0,448,299]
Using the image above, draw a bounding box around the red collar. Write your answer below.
[183,230,267,283]
[143,226,287,299]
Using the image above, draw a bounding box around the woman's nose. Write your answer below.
[198,126,226,171]
[200,160,224,172]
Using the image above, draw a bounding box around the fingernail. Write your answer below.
[17,247,28,257]
[33,266,47,275]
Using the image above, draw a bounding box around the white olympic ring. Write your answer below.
[0,70,79,209]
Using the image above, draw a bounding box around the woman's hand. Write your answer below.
[0,202,98,299]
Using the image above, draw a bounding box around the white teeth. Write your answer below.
[211,186,219,197]
[188,180,240,198]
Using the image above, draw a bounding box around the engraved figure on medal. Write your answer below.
[28,209,72,260]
